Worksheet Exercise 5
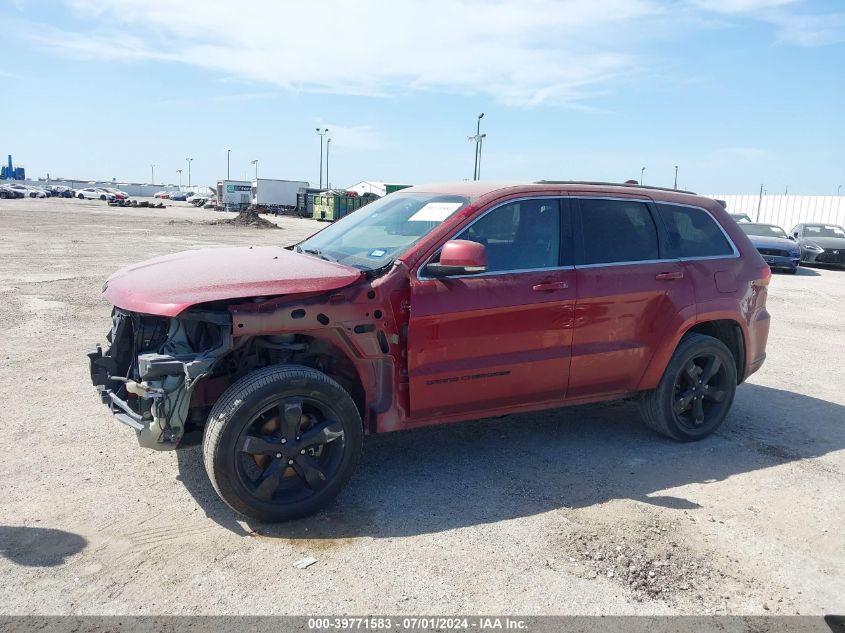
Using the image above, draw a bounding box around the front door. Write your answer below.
[407,197,576,419]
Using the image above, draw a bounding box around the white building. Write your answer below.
[346,181,387,197]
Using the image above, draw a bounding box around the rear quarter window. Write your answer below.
[656,203,734,259]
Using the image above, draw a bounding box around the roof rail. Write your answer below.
[534,180,698,195]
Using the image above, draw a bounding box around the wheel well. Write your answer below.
[684,320,745,383]
[209,334,367,422]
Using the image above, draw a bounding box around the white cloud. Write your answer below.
[316,123,387,154]
[26,0,663,107]
[15,0,845,108]
[689,0,845,46]
[687,0,797,14]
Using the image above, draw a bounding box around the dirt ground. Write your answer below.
[0,196,843,615]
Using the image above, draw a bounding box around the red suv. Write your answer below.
[88,181,771,521]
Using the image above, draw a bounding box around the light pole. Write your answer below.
[251,159,258,180]
[326,138,332,189]
[150,164,155,185]
[176,169,182,187]
[467,113,485,181]
[316,128,328,189]
[640,166,646,185]
[227,149,231,180]
[838,184,842,196]
[185,157,193,187]
[674,165,678,190]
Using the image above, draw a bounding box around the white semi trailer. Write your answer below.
[216,180,252,211]
[251,178,309,212]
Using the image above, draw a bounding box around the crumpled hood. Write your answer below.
[747,235,798,251]
[103,246,363,317]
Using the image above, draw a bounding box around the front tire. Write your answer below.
[202,365,363,522]
[639,333,737,441]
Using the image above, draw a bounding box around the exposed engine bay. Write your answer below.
[88,308,231,449]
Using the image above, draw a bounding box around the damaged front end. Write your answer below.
[88,308,230,450]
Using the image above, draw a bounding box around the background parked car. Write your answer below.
[729,213,752,223]
[153,191,171,199]
[6,184,46,198]
[790,223,845,266]
[77,187,113,200]
[102,187,129,200]
[169,192,189,201]
[0,184,26,198]
[738,223,801,274]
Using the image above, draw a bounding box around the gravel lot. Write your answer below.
[0,196,843,615]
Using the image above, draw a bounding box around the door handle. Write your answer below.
[532,281,569,292]
[655,271,684,281]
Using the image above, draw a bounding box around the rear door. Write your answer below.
[568,196,695,399]
[407,197,576,419]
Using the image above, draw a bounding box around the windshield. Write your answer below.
[804,224,845,238]
[296,192,470,271]
[740,224,788,238]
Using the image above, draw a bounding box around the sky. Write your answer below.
[2,0,844,194]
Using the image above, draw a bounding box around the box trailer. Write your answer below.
[251,178,309,213]
[216,180,252,211]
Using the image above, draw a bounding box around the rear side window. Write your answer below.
[577,199,659,265]
[657,203,733,258]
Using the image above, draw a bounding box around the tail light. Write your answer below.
[757,264,772,285]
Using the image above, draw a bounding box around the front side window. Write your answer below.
[656,203,733,258]
[296,192,469,271]
[577,199,659,265]
[454,198,561,272]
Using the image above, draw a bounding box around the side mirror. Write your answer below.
[426,239,488,278]
[793,232,799,238]
[788,235,796,241]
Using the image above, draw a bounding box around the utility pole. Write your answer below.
[674,165,678,190]
[468,113,485,180]
[150,164,155,185]
[185,157,193,187]
[838,184,842,196]
[326,138,331,189]
[176,169,182,187]
[251,159,258,180]
[227,149,231,180]
[316,128,328,188]
[756,183,764,221]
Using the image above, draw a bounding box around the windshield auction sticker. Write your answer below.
[408,202,464,222]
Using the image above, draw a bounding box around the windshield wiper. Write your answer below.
[302,248,332,262]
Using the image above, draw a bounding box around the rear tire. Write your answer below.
[203,365,363,522]
[78,193,85,199]
[639,333,737,441]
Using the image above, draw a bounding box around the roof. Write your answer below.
[403,181,712,206]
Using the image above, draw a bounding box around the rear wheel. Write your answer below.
[78,193,85,199]
[203,365,363,521]
[640,333,737,441]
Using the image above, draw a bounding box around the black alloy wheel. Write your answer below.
[203,365,363,521]
[640,333,737,441]
[671,352,730,431]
